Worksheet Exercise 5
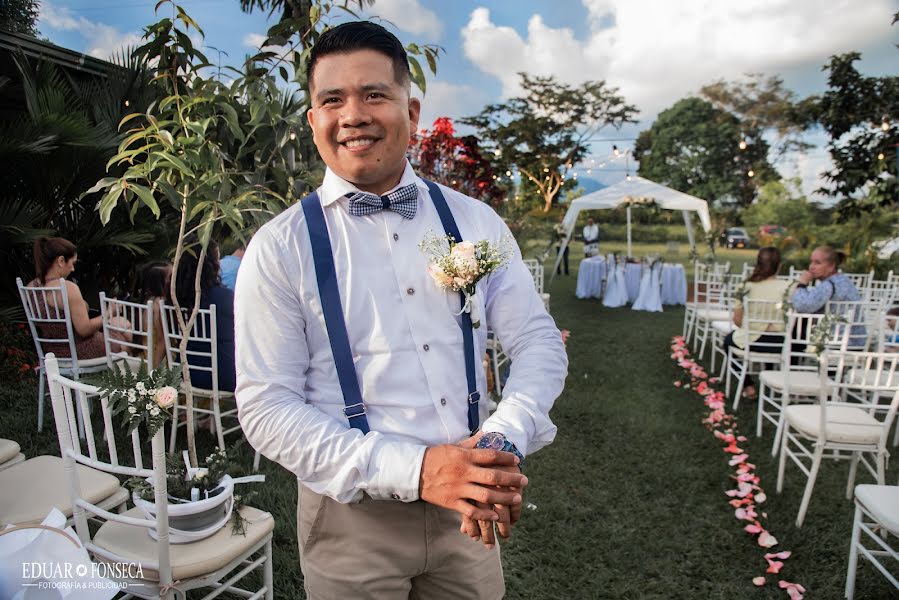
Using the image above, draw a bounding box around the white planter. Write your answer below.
[133,475,235,544]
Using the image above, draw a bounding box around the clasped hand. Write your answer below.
[418,434,527,550]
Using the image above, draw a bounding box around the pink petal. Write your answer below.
[758,531,778,548]
[755,492,767,504]
[765,551,792,560]
[744,523,763,534]
[766,561,784,574]
[752,576,766,586]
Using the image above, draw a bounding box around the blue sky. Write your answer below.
[38,0,899,198]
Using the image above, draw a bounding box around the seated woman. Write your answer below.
[174,238,235,393]
[722,247,792,401]
[28,237,129,359]
[139,261,172,368]
[791,245,865,347]
[791,246,860,311]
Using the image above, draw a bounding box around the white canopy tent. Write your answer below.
[552,176,713,280]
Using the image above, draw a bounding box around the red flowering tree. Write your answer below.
[409,117,506,209]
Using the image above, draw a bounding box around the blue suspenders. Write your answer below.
[301,180,481,435]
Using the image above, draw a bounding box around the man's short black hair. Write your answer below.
[307,21,410,90]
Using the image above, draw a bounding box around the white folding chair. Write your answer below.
[707,273,744,372]
[841,271,875,291]
[100,293,155,371]
[691,264,731,358]
[757,312,842,454]
[161,304,260,470]
[17,277,108,432]
[826,299,881,352]
[776,351,899,527]
[45,354,274,600]
[523,258,551,312]
[862,278,899,309]
[0,353,129,527]
[845,483,899,599]
[683,261,729,344]
[723,299,784,410]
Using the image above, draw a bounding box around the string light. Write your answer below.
[739,139,747,150]
[289,130,297,141]
[543,167,549,173]
[494,149,501,157]
[124,100,130,107]
[878,153,885,161]
[881,118,890,132]
[612,145,621,157]
[747,170,755,178]
[505,170,512,177]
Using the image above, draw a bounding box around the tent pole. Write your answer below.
[626,206,632,258]
[683,210,696,253]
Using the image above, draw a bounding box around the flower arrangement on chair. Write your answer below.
[93,362,264,541]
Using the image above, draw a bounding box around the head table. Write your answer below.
[575,256,687,309]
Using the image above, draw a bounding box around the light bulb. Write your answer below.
[505,170,512,177]
[878,153,885,161]
[124,100,130,107]
[747,170,755,178]
[881,120,890,132]
[289,131,297,141]
[739,140,747,150]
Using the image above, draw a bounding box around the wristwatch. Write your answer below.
[475,432,525,469]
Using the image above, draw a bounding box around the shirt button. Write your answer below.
[393,233,399,241]
[391,493,400,500]
[423,344,430,351]
[440,398,447,406]
[407,288,415,295]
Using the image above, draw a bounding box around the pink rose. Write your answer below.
[154,386,178,409]
[451,241,478,274]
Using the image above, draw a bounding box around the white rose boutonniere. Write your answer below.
[419,232,513,328]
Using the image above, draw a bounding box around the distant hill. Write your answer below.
[575,176,607,195]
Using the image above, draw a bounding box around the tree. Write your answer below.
[89,2,306,465]
[810,52,898,217]
[700,73,814,162]
[408,117,506,209]
[461,73,637,213]
[0,0,40,36]
[634,97,777,208]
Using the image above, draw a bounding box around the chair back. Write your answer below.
[693,263,730,308]
[739,299,785,355]
[741,262,754,279]
[825,299,880,351]
[161,303,220,395]
[876,312,899,353]
[817,350,899,448]
[840,271,874,290]
[100,293,155,370]
[522,259,545,295]
[17,277,80,367]
[45,353,174,587]
[862,278,899,308]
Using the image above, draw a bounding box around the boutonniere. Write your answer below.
[419,231,513,328]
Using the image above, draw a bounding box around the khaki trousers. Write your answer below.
[297,484,505,600]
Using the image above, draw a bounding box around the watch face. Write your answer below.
[476,432,506,450]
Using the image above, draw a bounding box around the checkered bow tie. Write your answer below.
[346,183,418,220]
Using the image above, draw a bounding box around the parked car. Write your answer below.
[721,227,751,249]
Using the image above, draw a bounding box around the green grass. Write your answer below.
[2,250,897,599]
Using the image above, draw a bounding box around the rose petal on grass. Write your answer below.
[752,576,766,586]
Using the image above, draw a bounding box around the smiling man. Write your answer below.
[235,21,567,600]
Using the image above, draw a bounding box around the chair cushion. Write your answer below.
[0,438,21,464]
[0,455,123,526]
[784,405,884,444]
[0,454,25,471]
[94,506,274,581]
[759,370,834,395]
[855,484,899,536]
[711,320,736,334]
[696,309,730,322]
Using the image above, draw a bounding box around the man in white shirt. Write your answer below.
[235,21,567,600]
[583,217,599,257]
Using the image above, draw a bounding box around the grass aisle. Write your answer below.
[511,258,897,599]
[2,254,897,598]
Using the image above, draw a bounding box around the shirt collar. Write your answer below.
[319,160,427,207]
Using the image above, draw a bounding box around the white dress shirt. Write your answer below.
[235,161,567,504]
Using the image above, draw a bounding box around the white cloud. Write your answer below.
[462,1,895,117]
[368,0,442,41]
[412,80,491,132]
[243,33,268,49]
[39,1,142,61]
